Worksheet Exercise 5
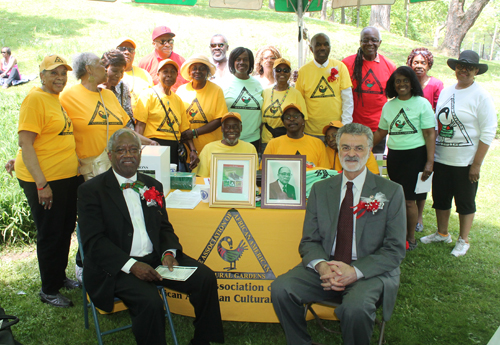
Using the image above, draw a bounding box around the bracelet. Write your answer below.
[192,129,197,138]
[37,182,49,191]
[195,129,199,138]
[162,251,174,261]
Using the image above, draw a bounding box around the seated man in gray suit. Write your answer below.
[271,123,406,345]
[269,166,296,200]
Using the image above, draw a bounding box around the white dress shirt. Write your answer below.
[308,168,367,279]
[114,171,154,273]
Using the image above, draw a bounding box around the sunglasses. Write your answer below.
[156,39,174,46]
[275,68,291,73]
[455,63,477,72]
[117,46,135,53]
[1,51,7,54]
[210,43,225,48]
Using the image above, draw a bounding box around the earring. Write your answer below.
[41,79,45,85]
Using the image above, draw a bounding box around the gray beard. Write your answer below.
[340,153,369,172]
[212,52,227,62]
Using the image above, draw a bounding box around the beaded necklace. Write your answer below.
[271,85,290,113]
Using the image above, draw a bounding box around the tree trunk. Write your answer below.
[404,0,409,38]
[439,0,490,57]
[433,22,446,48]
[329,3,335,22]
[369,5,391,32]
[341,7,346,24]
[490,23,498,60]
[268,0,275,10]
[320,0,329,21]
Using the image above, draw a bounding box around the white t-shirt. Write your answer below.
[435,82,497,166]
[221,75,264,142]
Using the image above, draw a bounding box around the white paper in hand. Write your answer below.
[155,266,198,281]
[414,172,433,194]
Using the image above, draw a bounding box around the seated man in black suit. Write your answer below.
[269,166,296,200]
[78,129,224,345]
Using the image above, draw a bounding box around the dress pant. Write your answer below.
[19,176,78,294]
[271,265,383,345]
[114,254,224,345]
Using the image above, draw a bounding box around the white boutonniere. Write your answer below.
[351,192,388,218]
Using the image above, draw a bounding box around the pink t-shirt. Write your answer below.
[422,76,443,111]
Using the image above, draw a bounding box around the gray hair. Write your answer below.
[360,26,382,40]
[310,33,330,46]
[72,52,100,80]
[336,123,373,149]
[211,34,228,45]
[107,128,141,152]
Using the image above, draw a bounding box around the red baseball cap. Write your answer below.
[152,26,176,41]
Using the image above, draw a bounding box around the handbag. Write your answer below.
[264,122,287,138]
[151,87,189,171]
[79,89,112,181]
[0,306,23,345]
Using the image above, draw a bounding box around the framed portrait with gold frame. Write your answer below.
[261,154,306,209]
[209,153,257,208]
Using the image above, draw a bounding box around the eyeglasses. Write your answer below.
[263,56,277,61]
[340,145,366,153]
[1,51,7,54]
[361,38,380,44]
[155,39,174,46]
[275,68,291,73]
[117,46,135,53]
[283,114,302,121]
[210,43,225,48]
[279,172,291,176]
[455,63,476,72]
[112,148,141,155]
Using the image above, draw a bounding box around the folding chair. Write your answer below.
[76,225,178,345]
[304,296,386,345]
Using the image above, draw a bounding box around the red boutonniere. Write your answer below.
[328,67,339,82]
[141,186,164,208]
[351,192,388,219]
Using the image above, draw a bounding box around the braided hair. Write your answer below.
[351,47,364,105]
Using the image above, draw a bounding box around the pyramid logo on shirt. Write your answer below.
[361,69,383,94]
[88,101,123,126]
[54,57,64,63]
[263,100,282,118]
[157,107,181,134]
[187,98,208,124]
[436,95,472,147]
[230,87,261,110]
[198,209,276,280]
[389,108,417,135]
[58,106,73,136]
[310,76,335,98]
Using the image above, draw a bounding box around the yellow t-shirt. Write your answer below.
[263,134,330,170]
[60,84,128,159]
[176,81,228,153]
[193,140,258,177]
[15,87,78,182]
[295,59,352,136]
[261,86,308,144]
[134,87,189,141]
[123,66,153,112]
[326,146,380,175]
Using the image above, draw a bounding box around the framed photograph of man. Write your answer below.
[261,154,306,209]
[209,153,258,208]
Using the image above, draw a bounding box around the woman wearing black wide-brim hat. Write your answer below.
[420,50,497,257]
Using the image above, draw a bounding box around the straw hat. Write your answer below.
[180,55,216,81]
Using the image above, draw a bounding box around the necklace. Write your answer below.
[271,85,290,112]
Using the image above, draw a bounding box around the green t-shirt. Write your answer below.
[222,75,263,143]
[379,95,436,150]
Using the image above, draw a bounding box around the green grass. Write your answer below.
[1,0,500,344]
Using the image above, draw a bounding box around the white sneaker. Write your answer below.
[451,237,470,257]
[420,232,452,244]
[75,264,83,284]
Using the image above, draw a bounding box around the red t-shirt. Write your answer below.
[342,54,396,132]
[138,50,188,92]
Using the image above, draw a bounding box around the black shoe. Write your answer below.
[39,290,74,308]
[63,278,81,290]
